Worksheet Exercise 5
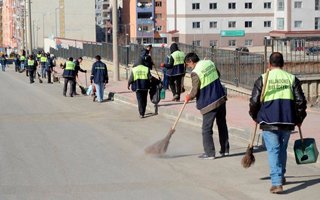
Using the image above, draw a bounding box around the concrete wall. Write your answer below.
[31,0,96,48]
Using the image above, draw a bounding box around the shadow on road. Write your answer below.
[260,175,320,194]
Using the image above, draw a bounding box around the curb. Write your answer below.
[105,90,320,164]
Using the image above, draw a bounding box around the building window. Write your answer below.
[209,3,217,9]
[245,40,253,46]
[277,18,284,30]
[228,40,236,47]
[315,17,320,29]
[294,21,302,28]
[277,0,284,11]
[192,40,201,46]
[228,2,236,9]
[193,22,201,28]
[245,21,252,28]
[210,40,218,47]
[316,0,320,10]
[264,2,272,9]
[294,1,302,8]
[192,3,200,10]
[228,21,236,28]
[156,26,162,31]
[264,21,271,27]
[155,13,162,18]
[155,1,162,7]
[245,2,252,9]
[209,21,218,28]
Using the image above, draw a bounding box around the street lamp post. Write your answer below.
[26,0,32,54]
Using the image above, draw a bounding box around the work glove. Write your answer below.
[160,63,165,68]
[185,94,191,103]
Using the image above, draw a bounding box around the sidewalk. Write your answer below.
[55,59,320,159]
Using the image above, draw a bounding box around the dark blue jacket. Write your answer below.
[91,61,108,83]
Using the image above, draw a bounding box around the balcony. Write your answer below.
[137,2,153,13]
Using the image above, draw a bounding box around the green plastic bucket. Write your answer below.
[294,138,319,164]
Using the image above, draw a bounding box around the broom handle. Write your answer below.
[249,69,270,147]
[85,72,88,87]
[298,126,304,143]
[250,123,258,147]
[171,101,188,131]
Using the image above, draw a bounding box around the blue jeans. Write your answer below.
[1,64,5,71]
[262,130,291,186]
[162,68,168,89]
[20,63,25,71]
[41,64,46,78]
[95,82,105,102]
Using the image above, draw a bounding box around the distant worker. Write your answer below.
[140,44,154,70]
[249,52,307,194]
[14,54,21,72]
[20,52,26,73]
[90,55,108,103]
[40,52,47,78]
[0,54,7,72]
[26,54,38,84]
[45,53,55,84]
[184,52,229,160]
[74,57,87,95]
[161,43,185,101]
[62,57,76,97]
[36,51,42,63]
[128,56,151,118]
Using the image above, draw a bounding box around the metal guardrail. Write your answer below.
[50,42,266,90]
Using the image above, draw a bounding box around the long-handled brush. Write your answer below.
[145,101,187,155]
[241,69,270,168]
[37,72,43,83]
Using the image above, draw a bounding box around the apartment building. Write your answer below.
[0,1,3,48]
[2,0,96,50]
[2,0,17,49]
[166,0,320,48]
[122,0,167,44]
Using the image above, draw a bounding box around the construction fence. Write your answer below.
[49,37,320,90]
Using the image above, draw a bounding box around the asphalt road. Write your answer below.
[0,67,319,200]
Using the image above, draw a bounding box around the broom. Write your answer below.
[37,72,43,83]
[241,69,270,168]
[145,101,187,155]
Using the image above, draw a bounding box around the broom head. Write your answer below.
[79,85,87,94]
[144,128,175,155]
[241,145,255,168]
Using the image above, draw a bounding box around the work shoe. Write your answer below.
[270,185,283,194]
[219,151,229,157]
[139,115,144,119]
[219,150,229,157]
[93,95,97,102]
[198,153,215,160]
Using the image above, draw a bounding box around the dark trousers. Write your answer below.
[202,103,229,157]
[47,70,52,83]
[29,70,35,83]
[63,77,75,96]
[136,90,148,116]
[169,75,182,99]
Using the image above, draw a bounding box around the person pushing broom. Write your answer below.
[184,52,229,160]
[249,52,307,194]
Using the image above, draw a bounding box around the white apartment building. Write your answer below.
[166,0,320,49]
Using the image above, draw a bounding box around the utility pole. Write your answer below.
[26,0,32,54]
[112,0,119,81]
